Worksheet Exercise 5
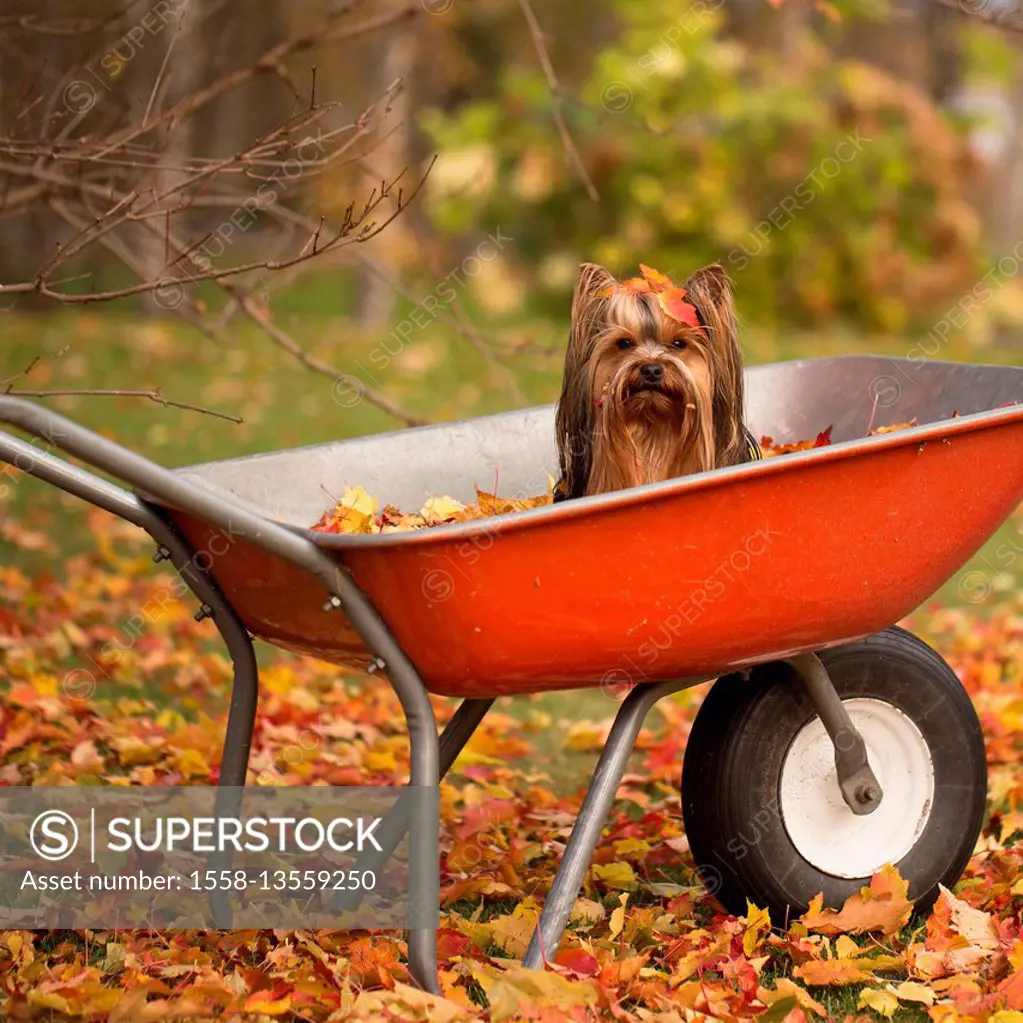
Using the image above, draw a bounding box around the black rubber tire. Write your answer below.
[681,626,987,920]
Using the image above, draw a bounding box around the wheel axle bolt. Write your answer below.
[856,785,878,804]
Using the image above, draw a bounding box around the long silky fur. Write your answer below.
[554,263,617,501]
[554,261,758,501]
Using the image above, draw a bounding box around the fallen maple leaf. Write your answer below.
[760,426,834,457]
[486,968,599,1022]
[799,865,912,935]
[743,901,772,957]
[857,988,900,1018]
[758,977,827,1017]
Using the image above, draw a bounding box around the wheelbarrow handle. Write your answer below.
[0,396,438,774]
[0,395,334,584]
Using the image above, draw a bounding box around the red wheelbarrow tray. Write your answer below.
[154,355,1023,698]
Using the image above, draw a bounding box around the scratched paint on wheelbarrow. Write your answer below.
[166,409,1023,698]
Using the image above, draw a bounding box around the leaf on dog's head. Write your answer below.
[594,286,615,298]
[620,277,653,294]
[657,287,701,329]
[639,264,671,289]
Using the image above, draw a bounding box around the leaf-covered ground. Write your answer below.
[3,507,1023,1022]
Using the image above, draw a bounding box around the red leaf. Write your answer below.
[813,426,833,447]
[554,947,601,976]
[657,287,701,329]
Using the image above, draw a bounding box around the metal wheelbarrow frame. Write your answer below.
[2,354,1022,994]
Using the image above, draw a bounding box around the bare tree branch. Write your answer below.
[2,388,242,421]
[0,2,438,426]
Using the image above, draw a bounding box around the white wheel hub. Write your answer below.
[779,698,935,879]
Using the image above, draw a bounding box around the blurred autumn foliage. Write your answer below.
[422,0,989,331]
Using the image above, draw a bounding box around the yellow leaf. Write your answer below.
[342,485,377,516]
[111,735,165,766]
[591,861,637,891]
[1010,940,1023,972]
[890,981,935,1006]
[835,935,863,958]
[609,893,629,939]
[244,993,292,1015]
[857,988,899,1017]
[421,495,466,524]
[364,747,399,773]
[28,991,71,1013]
[173,748,211,779]
[612,838,652,859]
[327,485,379,534]
[488,912,536,958]
[487,968,598,1023]
[743,901,771,957]
[989,1013,1023,1023]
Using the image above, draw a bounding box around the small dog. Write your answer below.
[554,262,760,500]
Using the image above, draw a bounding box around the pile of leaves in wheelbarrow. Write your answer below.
[4,504,1023,1021]
[310,419,920,535]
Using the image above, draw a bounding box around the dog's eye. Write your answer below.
[616,337,634,350]
[672,338,688,350]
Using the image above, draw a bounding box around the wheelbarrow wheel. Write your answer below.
[681,626,986,920]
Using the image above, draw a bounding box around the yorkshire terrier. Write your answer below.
[553,262,760,501]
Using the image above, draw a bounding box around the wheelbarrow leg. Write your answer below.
[440,698,495,775]
[785,653,883,815]
[144,514,261,926]
[143,512,260,787]
[522,678,699,970]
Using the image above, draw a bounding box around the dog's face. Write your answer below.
[587,285,716,473]
[555,262,752,499]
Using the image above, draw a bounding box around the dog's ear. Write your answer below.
[572,262,617,311]
[683,263,734,342]
[555,263,616,500]
[685,263,749,466]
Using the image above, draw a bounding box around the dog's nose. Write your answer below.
[640,362,663,384]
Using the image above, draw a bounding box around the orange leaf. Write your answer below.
[792,959,877,986]
[657,287,701,329]
[639,264,671,290]
[799,866,912,936]
[621,277,653,293]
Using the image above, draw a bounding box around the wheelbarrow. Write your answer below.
[2,354,1022,993]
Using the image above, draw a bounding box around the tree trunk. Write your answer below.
[131,0,204,314]
[354,28,419,329]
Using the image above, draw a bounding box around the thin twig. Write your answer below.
[143,0,191,128]
[0,356,42,388]
[3,389,242,422]
[515,0,599,202]
[233,291,426,426]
